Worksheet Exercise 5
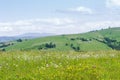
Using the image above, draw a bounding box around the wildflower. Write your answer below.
[46,64,49,67]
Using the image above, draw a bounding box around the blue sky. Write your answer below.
[0,0,120,36]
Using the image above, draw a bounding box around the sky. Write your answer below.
[0,0,120,36]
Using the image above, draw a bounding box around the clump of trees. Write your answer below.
[70,43,80,51]
[65,43,68,46]
[0,42,13,48]
[70,37,92,42]
[0,42,14,52]
[2,48,6,51]
[38,42,56,50]
[65,43,80,51]
[95,37,120,50]
[45,42,56,48]
[79,38,92,41]
[104,37,116,43]
[16,39,22,42]
[0,48,6,52]
[103,37,120,50]
[70,38,75,41]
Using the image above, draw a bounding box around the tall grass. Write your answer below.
[0,50,120,80]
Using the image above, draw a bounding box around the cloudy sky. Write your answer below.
[0,0,120,36]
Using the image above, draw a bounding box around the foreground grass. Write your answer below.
[0,50,120,80]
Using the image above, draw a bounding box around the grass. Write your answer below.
[0,50,120,80]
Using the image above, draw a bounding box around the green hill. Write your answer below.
[2,27,120,51]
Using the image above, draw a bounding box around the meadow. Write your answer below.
[0,50,120,80]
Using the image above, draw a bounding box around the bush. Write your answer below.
[45,42,56,48]
[17,39,22,42]
[70,44,80,51]
[103,37,120,50]
[76,46,80,51]
[65,43,68,46]
[80,38,88,41]
[70,44,73,47]
[38,42,56,50]
[70,38,75,41]
[2,48,6,51]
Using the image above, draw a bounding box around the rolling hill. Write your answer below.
[1,27,120,51]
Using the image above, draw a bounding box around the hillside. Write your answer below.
[1,27,120,51]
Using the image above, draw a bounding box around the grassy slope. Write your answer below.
[99,27,120,40]
[5,27,120,51]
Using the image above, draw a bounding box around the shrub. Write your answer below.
[65,43,68,46]
[70,38,75,41]
[17,39,22,42]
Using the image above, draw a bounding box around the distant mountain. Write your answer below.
[0,33,55,42]
[17,33,55,39]
[0,37,17,42]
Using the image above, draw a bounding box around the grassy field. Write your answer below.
[0,50,120,80]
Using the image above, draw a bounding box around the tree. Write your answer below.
[45,42,56,48]
[70,44,73,47]
[80,38,88,41]
[45,43,49,48]
[70,38,75,41]
[2,48,6,51]
[65,43,68,46]
[76,46,80,51]
[53,44,56,48]
[17,39,22,42]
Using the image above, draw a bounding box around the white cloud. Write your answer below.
[52,20,120,34]
[106,0,120,8]
[0,17,120,36]
[0,26,13,32]
[34,18,74,26]
[68,6,93,14]
[82,21,120,31]
[0,18,75,36]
